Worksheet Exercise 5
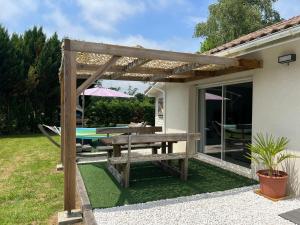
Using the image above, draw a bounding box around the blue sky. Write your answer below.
[0,0,299,92]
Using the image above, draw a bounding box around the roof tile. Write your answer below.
[208,15,300,54]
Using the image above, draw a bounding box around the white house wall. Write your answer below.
[154,93,164,131]
[252,39,300,196]
[165,83,190,152]
[163,38,300,195]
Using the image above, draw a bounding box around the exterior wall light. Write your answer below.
[278,54,296,65]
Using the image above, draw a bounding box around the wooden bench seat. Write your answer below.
[109,153,191,164]
[77,152,107,157]
[95,143,163,152]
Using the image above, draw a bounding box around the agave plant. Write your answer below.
[247,133,296,176]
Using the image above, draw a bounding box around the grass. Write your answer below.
[79,159,257,209]
[0,135,63,225]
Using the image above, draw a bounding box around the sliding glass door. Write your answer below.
[198,82,252,168]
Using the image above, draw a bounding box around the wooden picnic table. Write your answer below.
[101,133,201,187]
[96,126,162,137]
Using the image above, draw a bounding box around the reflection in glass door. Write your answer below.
[200,87,223,159]
[198,82,252,168]
[224,83,252,167]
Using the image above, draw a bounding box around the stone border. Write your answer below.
[194,153,255,179]
[76,166,97,225]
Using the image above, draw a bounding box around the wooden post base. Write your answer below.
[57,209,82,225]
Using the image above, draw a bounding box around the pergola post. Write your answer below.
[58,39,82,224]
[63,41,77,212]
[60,74,64,166]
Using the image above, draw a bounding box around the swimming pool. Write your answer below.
[76,128,107,140]
[76,126,126,140]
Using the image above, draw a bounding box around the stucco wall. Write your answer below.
[251,39,300,195]
[252,41,300,149]
[154,93,164,131]
[165,83,190,152]
[163,38,300,195]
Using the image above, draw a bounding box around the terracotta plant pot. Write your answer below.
[257,169,288,199]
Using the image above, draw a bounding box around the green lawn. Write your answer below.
[0,135,63,225]
[79,159,257,209]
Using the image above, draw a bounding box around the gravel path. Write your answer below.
[93,185,300,225]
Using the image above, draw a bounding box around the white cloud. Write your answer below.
[0,0,37,23]
[274,0,300,19]
[145,0,186,10]
[76,0,145,33]
[185,16,207,28]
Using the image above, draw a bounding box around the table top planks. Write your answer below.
[96,126,162,134]
[102,133,200,145]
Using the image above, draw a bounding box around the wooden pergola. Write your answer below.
[59,38,262,213]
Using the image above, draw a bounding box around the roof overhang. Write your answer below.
[214,25,300,58]
[60,39,262,97]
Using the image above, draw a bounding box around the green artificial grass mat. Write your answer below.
[79,159,257,209]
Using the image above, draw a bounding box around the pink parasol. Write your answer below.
[81,87,133,98]
[79,87,133,127]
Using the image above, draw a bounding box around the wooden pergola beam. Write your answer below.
[76,56,121,96]
[185,66,257,82]
[111,58,151,79]
[77,73,185,83]
[69,40,239,66]
[172,62,205,75]
[76,58,261,79]
[77,63,195,76]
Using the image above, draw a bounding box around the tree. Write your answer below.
[0,26,62,134]
[194,0,281,52]
[125,85,138,96]
[0,26,19,132]
[35,33,61,126]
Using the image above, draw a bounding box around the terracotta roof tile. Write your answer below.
[208,15,300,54]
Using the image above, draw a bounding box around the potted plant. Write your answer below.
[247,133,296,199]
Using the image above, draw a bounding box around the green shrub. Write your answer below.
[85,96,155,127]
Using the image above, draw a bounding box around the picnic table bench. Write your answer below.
[96,126,163,154]
[102,133,201,187]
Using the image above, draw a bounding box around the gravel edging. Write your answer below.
[93,185,300,225]
[94,185,259,213]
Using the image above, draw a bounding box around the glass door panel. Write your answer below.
[203,87,223,159]
[223,82,252,168]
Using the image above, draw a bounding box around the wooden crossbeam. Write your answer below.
[172,62,205,75]
[77,73,185,83]
[110,58,151,79]
[68,40,239,66]
[77,63,177,76]
[76,55,121,96]
[185,66,256,82]
[238,58,263,68]
[77,58,261,77]
[149,74,193,82]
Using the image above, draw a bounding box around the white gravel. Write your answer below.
[93,185,300,225]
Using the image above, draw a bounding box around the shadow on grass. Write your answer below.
[79,159,257,209]
[0,134,58,139]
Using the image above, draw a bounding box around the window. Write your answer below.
[157,98,164,118]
